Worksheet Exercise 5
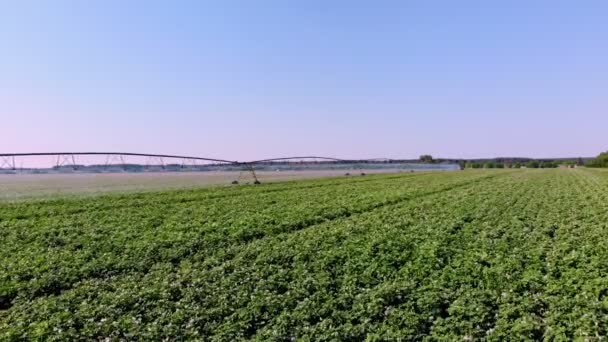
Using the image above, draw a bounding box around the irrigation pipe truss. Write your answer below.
[0,152,384,168]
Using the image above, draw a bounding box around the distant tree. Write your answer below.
[496,163,504,169]
[577,157,585,166]
[514,163,522,168]
[484,162,496,169]
[543,161,558,168]
[419,155,434,163]
[472,162,483,169]
[526,160,540,168]
[587,151,608,168]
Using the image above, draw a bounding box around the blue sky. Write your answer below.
[1,1,606,160]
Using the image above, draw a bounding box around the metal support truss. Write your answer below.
[1,156,16,170]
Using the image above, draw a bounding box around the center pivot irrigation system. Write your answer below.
[0,152,368,184]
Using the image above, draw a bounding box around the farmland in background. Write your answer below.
[0,169,417,201]
[2,168,608,340]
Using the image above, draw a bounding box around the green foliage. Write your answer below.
[2,169,608,340]
[419,154,434,163]
[587,151,608,168]
[540,161,558,168]
[526,160,540,168]
[577,157,585,166]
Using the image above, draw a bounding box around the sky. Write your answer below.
[1,0,607,161]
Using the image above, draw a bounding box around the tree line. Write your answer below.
[587,151,608,168]
[419,155,593,169]
[464,160,560,169]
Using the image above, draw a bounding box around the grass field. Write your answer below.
[1,168,608,340]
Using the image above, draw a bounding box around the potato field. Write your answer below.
[2,169,608,340]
